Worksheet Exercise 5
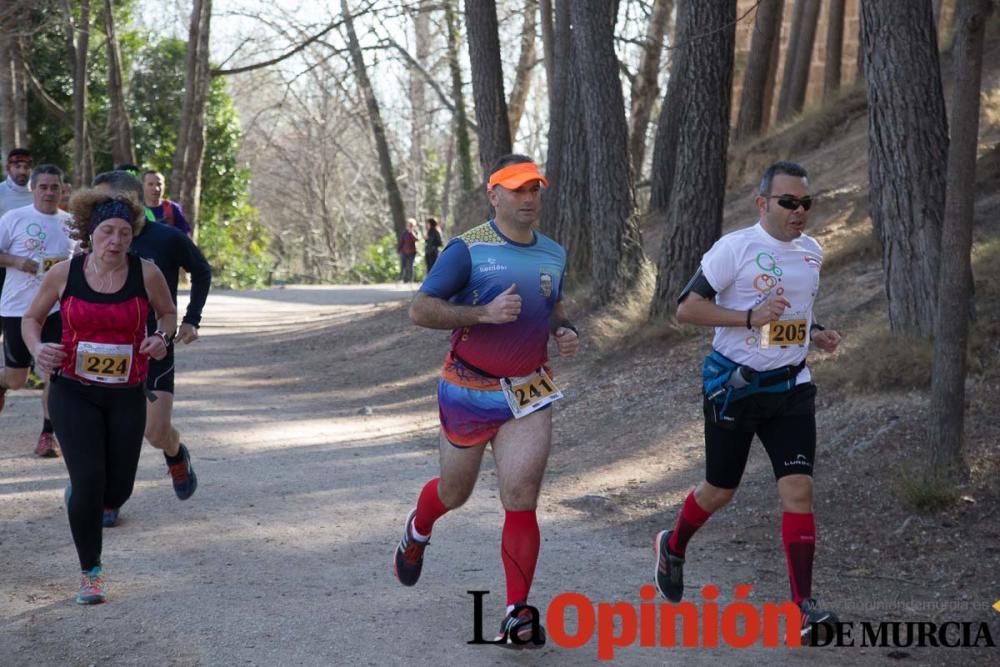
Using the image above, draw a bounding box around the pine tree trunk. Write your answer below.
[408,0,432,219]
[777,0,820,122]
[0,3,15,158]
[570,0,644,309]
[542,0,590,282]
[507,0,537,140]
[72,0,91,187]
[11,34,26,142]
[862,0,948,336]
[539,0,555,111]
[171,0,212,233]
[776,0,805,122]
[103,0,136,167]
[734,0,784,142]
[341,0,408,240]
[628,0,673,180]
[823,0,845,100]
[649,0,692,212]
[464,0,512,182]
[928,0,992,480]
[445,1,474,193]
[650,0,735,320]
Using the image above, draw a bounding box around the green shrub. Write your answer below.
[347,234,426,284]
[198,203,272,289]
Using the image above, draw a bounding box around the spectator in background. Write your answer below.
[398,219,418,283]
[424,217,442,273]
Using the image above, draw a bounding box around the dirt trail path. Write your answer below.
[0,286,987,666]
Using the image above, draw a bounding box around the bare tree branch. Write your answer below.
[379,36,479,133]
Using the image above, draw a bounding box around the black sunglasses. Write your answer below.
[762,195,813,211]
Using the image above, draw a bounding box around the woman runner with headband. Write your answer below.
[21,190,176,604]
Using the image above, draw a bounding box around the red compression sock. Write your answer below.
[501,510,540,606]
[668,490,712,556]
[782,511,816,603]
[413,477,449,537]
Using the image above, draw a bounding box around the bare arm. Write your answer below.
[138,261,178,360]
[677,293,791,329]
[409,284,521,330]
[0,252,38,273]
[23,262,70,372]
[549,301,579,358]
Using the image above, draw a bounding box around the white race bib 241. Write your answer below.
[501,368,563,418]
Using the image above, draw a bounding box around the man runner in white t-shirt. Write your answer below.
[653,161,843,644]
[0,165,74,457]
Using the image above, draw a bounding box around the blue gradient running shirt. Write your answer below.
[420,220,566,380]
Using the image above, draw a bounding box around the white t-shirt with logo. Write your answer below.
[700,221,823,384]
[0,205,74,317]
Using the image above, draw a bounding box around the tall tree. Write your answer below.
[507,0,537,140]
[542,0,590,280]
[341,0,407,240]
[570,0,644,309]
[463,0,512,181]
[862,0,948,336]
[171,0,212,232]
[444,2,473,193]
[627,0,673,180]
[63,0,93,187]
[928,0,993,478]
[539,0,555,111]
[103,0,136,167]
[0,0,23,157]
[650,0,736,319]
[734,0,784,142]
[648,0,692,212]
[823,0,845,100]
[776,0,820,123]
[408,0,432,219]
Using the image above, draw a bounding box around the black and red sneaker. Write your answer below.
[495,602,546,649]
[393,509,429,586]
[167,443,198,500]
[654,529,685,602]
[799,598,838,645]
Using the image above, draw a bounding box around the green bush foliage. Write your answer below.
[346,234,426,284]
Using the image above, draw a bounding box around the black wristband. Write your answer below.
[555,320,579,336]
[810,322,826,333]
[746,308,753,330]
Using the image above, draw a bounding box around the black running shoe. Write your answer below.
[654,529,685,602]
[799,598,838,645]
[393,509,428,586]
[495,602,546,649]
[167,443,198,500]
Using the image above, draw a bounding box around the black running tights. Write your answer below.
[49,376,146,571]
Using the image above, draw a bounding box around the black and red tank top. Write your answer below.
[59,253,150,386]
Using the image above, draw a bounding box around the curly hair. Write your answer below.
[67,189,145,250]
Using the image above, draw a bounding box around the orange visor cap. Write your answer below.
[487,162,549,191]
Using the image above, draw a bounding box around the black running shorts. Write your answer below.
[703,383,817,489]
[145,342,175,394]
[3,313,62,368]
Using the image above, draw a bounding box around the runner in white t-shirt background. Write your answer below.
[652,161,843,644]
[0,164,75,457]
[0,149,36,364]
